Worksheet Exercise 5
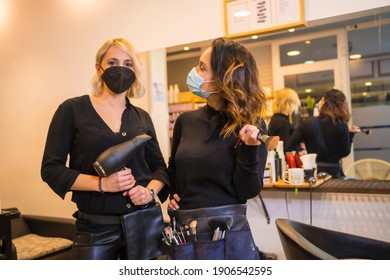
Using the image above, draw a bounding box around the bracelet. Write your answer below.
[98,177,104,194]
[146,187,155,199]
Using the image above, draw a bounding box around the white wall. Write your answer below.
[147,49,171,162]
[0,0,389,220]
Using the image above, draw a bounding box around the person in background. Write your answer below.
[286,89,360,178]
[167,37,268,260]
[41,38,169,259]
[268,87,301,153]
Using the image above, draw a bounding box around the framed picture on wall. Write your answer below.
[224,0,305,38]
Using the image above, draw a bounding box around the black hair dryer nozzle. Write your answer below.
[93,134,151,177]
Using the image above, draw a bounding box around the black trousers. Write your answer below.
[71,227,127,260]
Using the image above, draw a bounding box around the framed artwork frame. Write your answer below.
[224,0,305,38]
[378,58,390,76]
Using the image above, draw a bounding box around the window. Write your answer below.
[348,22,390,107]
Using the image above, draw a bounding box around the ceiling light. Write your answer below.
[304,60,314,64]
[288,28,295,32]
[233,10,249,17]
[365,82,372,87]
[287,50,300,56]
[251,35,258,40]
[349,54,362,60]
[183,46,190,51]
[305,40,311,44]
[305,89,312,93]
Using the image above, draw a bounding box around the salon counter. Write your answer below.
[263,179,390,195]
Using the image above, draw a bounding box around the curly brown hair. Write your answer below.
[210,38,266,137]
[320,89,351,124]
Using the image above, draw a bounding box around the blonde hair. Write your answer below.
[272,88,301,115]
[91,38,145,98]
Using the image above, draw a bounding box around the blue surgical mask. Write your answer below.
[186,67,217,99]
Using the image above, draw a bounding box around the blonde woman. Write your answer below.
[268,88,301,152]
[41,38,169,259]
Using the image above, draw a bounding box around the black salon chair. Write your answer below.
[275,218,390,260]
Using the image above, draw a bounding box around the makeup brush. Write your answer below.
[189,219,198,241]
[235,132,279,151]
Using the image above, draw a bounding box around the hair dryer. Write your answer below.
[93,134,151,177]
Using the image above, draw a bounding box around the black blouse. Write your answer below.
[168,104,268,210]
[41,95,169,216]
[286,115,354,163]
[268,113,294,153]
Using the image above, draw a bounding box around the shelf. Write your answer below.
[168,91,206,138]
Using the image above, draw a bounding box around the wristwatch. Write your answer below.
[147,187,155,199]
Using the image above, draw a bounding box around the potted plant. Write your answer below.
[305,96,316,116]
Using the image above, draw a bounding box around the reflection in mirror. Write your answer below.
[347,19,390,162]
[284,70,334,122]
[284,70,334,101]
[279,36,337,66]
[348,21,390,108]
[166,11,390,163]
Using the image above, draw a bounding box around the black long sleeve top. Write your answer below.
[168,104,268,210]
[41,95,169,216]
[268,113,294,153]
[285,115,354,163]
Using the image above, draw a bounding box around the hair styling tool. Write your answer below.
[235,132,280,151]
[93,134,151,177]
[258,134,280,151]
[360,128,371,135]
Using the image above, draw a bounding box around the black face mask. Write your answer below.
[100,66,136,94]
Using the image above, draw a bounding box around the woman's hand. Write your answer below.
[168,194,180,210]
[102,167,136,193]
[239,124,261,146]
[350,125,361,133]
[298,142,307,156]
[126,185,154,206]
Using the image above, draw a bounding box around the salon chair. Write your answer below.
[275,218,390,260]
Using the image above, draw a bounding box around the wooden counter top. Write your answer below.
[263,178,390,195]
